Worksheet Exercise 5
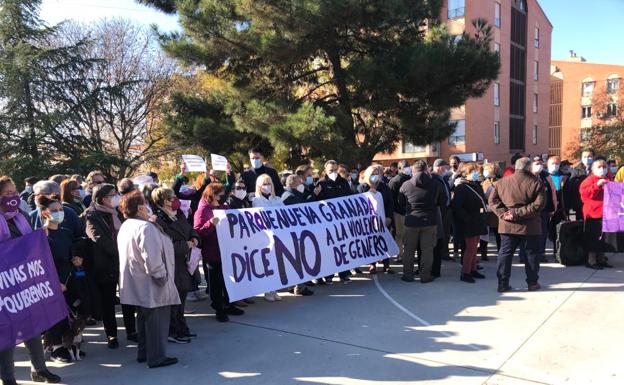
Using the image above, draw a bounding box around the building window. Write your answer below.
[448,119,466,145]
[448,0,465,19]
[582,106,592,119]
[534,27,540,48]
[402,142,427,154]
[532,125,537,145]
[607,103,618,117]
[494,82,500,106]
[533,61,539,81]
[533,93,538,113]
[494,121,500,144]
[494,42,501,57]
[607,78,620,93]
[580,128,591,142]
[582,81,595,96]
[495,3,501,28]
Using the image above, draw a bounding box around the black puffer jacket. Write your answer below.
[398,172,445,227]
[85,207,121,284]
[451,180,488,237]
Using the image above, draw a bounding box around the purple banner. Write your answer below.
[0,230,68,351]
[602,182,624,233]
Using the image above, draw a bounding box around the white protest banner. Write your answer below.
[210,153,229,171]
[214,192,399,302]
[179,199,192,218]
[182,154,207,172]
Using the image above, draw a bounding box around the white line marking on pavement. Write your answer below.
[373,275,481,351]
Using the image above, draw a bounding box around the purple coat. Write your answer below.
[193,199,228,263]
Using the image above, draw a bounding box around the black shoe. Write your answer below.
[471,271,486,279]
[107,337,119,349]
[225,306,244,316]
[216,311,229,322]
[168,336,191,344]
[599,262,614,268]
[481,255,489,261]
[2,380,18,385]
[184,332,198,339]
[294,287,314,296]
[86,317,97,326]
[50,347,72,363]
[149,357,178,369]
[31,369,62,383]
[115,296,121,305]
[127,333,138,343]
[476,264,484,270]
[498,285,513,293]
[137,357,147,363]
[528,283,541,292]
[401,276,415,282]
[460,274,475,283]
[325,277,334,284]
[341,276,352,284]
[585,263,604,270]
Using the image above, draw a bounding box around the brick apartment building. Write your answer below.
[550,55,623,159]
[374,0,552,166]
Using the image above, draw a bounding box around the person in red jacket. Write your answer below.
[579,159,614,270]
[193,182,245,322]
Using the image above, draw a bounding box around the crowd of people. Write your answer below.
[0,146,619,384]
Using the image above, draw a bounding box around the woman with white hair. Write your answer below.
[253,175,284,302]
[359,165,395,274]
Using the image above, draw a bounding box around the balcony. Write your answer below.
[447,7,465,19]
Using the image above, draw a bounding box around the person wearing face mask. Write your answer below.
[388,161,414,263]
[580,159,614,270]
[29,181,84,236]
[295,165,322,200]
[195,183,246,319]
[430,159,453,272]
[227,179,252,209]
[565,149,595,220]
[481,163,502,254]
[85,184,137,349]
[36,195,78,363]
[20,176,38,210]
[614,163,624,182]
[545,156,569,253]
[607,160,618,180]
[152,188,200,344]
[337,164,356,193]
[451,163,488,283]
[242,147,284,197]
[0,177,61,385]
[60,179,87,217]
[524,158,557,262]
[359,165,395,274]
[117,191,180,369]
[172,162,214,216]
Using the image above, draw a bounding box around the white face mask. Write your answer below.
[110,195,121,208]
[532,164,544,174]
[483,170,491,179]
[49,211,65,224]
[594,167,608,177]
[327,172,338,181]
[296,184,305,193]
[234,189,247,200]
[548,164,560,174]
[261,185,272,195]
[403,167,412,176]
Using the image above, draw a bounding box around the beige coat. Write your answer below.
[117,218,180,308]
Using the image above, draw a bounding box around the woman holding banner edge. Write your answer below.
[252,174,285,302]
[0,176,61,385]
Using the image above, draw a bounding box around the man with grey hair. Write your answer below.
[28,181,84,235]
[398,160,446,283]
[117,178,136,196]
[488,157,546,292]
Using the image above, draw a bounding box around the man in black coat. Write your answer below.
[430,159,452,276]
[398,160,446,283]
[241,147,284,197]
[564,149,594,220]
[388,161,412,261]
[315,160,353,283]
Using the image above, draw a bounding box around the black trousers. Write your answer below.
[208,261,229,312]
[497,234,541,288]
[98,281,136,338]
[169,289,189,337]
[432,237,448,277]
[45,318,69,346]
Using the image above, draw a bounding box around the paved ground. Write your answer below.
[13,247,624,385]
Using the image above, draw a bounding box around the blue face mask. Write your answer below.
[305,176,314,185]
[251,159,263,169]
[370,175,380,184]
[25,186,33,193]
[469,171,480,182]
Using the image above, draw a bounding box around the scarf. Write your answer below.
[94,203,122,231]
[157,205,178,222]
[0,211,33,242]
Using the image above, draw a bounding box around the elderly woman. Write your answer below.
[358,165,395,274]
[451,163,488,283]
[0,177,61,385]
[85,184,136,348]
[253,175,285,301]
[152,187,200,343]
[117,190,180,368]
[194,183,245,321]
[580,159,614,270]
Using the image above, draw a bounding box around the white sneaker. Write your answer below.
[187,290,208,302]
[264,292,276,302]
[272,291,282,301]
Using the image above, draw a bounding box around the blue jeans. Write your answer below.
[497,234,541,288]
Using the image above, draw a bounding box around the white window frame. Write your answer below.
[607,78,620,94]
[532,125,538,145]
[533,61,539,81]
[494,82,500,106]
[495,3,501,28]
[582,106,592,119]
[533,93,538,113]
[534,27,540,48]
[494,121,500,144]
[607,103,618,117]
[582,81,595,96]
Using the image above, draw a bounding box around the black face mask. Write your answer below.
[217,194,227,205]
